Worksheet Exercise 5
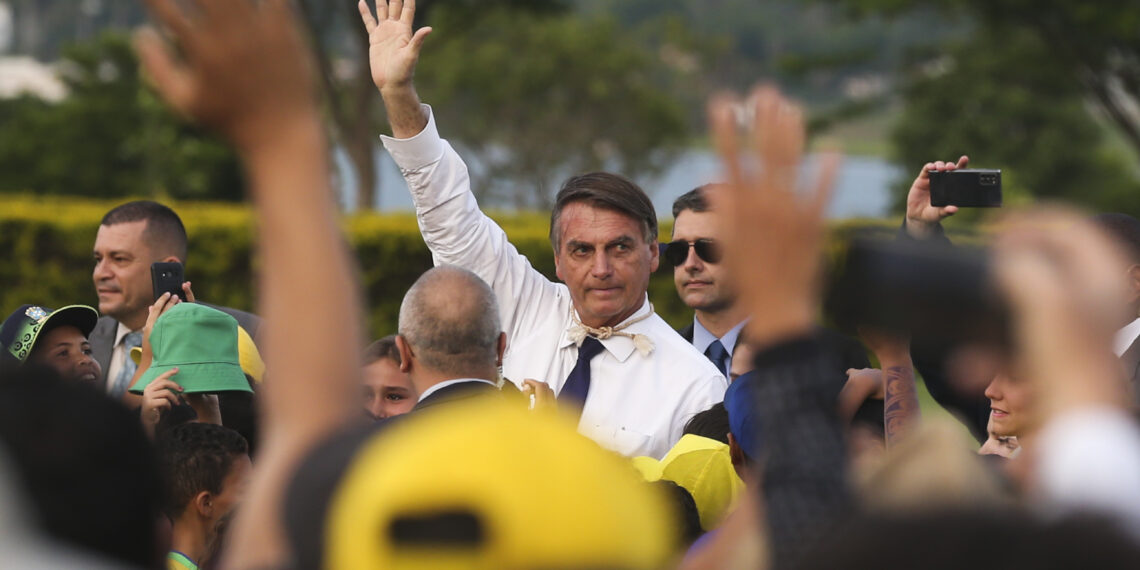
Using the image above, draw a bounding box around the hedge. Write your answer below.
[1,193,928,338]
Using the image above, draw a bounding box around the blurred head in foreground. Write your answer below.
[286,398,678,569]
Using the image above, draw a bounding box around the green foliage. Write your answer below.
[1,194,911,339]
[890,29,1140,214]
[416,7,689,208]
[0,32,243,201]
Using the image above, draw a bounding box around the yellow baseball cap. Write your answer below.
[316,399,677,569]
[131,324,263,384]
[632,434,745,531]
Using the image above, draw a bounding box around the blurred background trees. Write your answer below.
[0,0,1137,214]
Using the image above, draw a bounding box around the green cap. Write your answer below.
[1,304,99,366]
[129,303,251,394]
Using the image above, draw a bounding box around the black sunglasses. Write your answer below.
[660,239,721,266]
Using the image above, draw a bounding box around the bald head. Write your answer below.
[397,266,502,376]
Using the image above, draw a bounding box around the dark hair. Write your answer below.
[654,480,704,546]
[1092,213,1140,265]
[0,363,162,568]
[364,335,402,366]
[101,200,189,263]
[683,402,730,445]
[671,185,713,219]
[549,172,658,251]
[156,422,248,520]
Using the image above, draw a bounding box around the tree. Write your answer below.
[0,33,243,201]
[832,0,1140,161]
[890,28,1140,213]
[415,6,689,208]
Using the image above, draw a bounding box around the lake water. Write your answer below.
[336,147,901,220]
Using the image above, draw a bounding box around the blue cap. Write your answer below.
[724,371,762,460]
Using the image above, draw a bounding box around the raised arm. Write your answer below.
[709,87,849,569]
[359,0,431,137]
[903,155,968,239]
[137,0,362,567]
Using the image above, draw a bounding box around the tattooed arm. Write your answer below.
[860,328,920,446]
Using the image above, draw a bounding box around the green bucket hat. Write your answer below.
[129,303,252,394]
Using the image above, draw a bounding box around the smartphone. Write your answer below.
[929,169,1002,208]
[151,262,187,302]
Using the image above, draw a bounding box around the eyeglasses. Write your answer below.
[661,239,722,266]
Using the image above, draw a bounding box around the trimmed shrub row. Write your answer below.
[1,194,914,338]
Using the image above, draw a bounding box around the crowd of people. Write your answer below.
[2,0,1140,568]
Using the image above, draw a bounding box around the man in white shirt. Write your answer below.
[359,0,725,458]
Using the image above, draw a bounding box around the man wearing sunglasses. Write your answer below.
[667,186,751,379]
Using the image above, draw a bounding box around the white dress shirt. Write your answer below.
[1035,407,1140,540]
[105,321,136,395]
[380,106,727,459]
[1114,317,1140,357]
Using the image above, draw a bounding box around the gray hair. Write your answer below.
[397,265,501,375]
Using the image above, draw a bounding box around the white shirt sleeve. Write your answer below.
[380,106,568,344]
[1034,406,1140,539]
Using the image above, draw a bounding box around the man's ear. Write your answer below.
[193,490,213,518]
[394,335,413,373]
[496,332,507,366]
[727,433,745,471]
[648,236,660,273]
[553,246,564,282]
[1127,264,1140,304]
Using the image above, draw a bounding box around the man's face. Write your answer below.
[29,325,102,385]
[984,372,1032,438]
[208,453,252,543]
[554,202,659,328]
[362,358,416,419]
[93,221,158,327]
[671,209,736,314]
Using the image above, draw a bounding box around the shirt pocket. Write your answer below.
[595,426,652,457]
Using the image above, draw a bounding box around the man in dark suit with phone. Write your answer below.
[89,200,261,400]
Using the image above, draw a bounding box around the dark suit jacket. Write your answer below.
[413,380,500,411]
[88,303,262,389]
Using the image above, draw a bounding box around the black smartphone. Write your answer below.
[151,262,187,301]
[929,169,1002,207]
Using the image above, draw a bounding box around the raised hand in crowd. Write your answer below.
[137,0,360,567]
[992,207,1140,535]
[359,0,431,137]
[124,290,182,407]
[707,87,839,347]
[709,86,848,569]
[993,209,1131,428]
[904,155,968,238]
